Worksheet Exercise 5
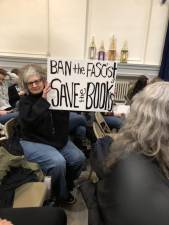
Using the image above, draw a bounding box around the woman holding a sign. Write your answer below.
[18,64,86,205]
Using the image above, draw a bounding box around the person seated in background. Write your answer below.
[0,110,18,125]
[82,81,169,225]
[0,68,19,110]
[102,111,123,131]
[18,64,86,205]
[69,111,91,155]
[126,75,148,103]
[0,68,19,124]
[8,68,25,108]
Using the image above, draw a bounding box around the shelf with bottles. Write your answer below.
[88,36,129,63]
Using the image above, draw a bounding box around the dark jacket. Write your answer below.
[18,94,69,149]
[0,146,44,208]
[8,84,20,108]
[81,136,169,225]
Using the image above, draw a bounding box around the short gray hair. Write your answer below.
[107,81,169,178]
[21,64,47,91]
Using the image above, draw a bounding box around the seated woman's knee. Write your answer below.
[51,156,66,170]
[70,150,86,167]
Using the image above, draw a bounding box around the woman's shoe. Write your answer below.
[60,192,77,206]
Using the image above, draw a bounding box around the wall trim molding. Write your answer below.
[118,63,159,78]
[0,55,159,78]
[0,55,47,70]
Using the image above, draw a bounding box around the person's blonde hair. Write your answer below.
[107,81,169,178]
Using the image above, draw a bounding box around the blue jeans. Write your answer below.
[20,139,86,200]
[69,112,87,138]
[104,116,123,130]
[0,112,18,124]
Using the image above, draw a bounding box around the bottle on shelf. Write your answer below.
[88,36,97,60]
[108,35,116,61]
[120,41,128,63]
[98,40,106,60]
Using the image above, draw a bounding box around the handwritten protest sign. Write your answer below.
[47,58,118,112]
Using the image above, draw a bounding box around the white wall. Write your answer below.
[0,0,168,65]
[145,0,169,64]
[49,0,87,59]
[87,0,169,65]
[0,0,48,57]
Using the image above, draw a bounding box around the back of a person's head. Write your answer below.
[108,81,169,178]
[130,75,148,99]
[11,68,21,76]
[0,68,8,76]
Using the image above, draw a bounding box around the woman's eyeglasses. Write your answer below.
[27,79,42,87]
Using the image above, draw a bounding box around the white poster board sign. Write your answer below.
[47,58,118,112]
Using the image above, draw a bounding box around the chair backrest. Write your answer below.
[4,118,17,139]
[0,123,7,144]
[92,121,105,139]
[95,112,111,134]
[124,95,131,105]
